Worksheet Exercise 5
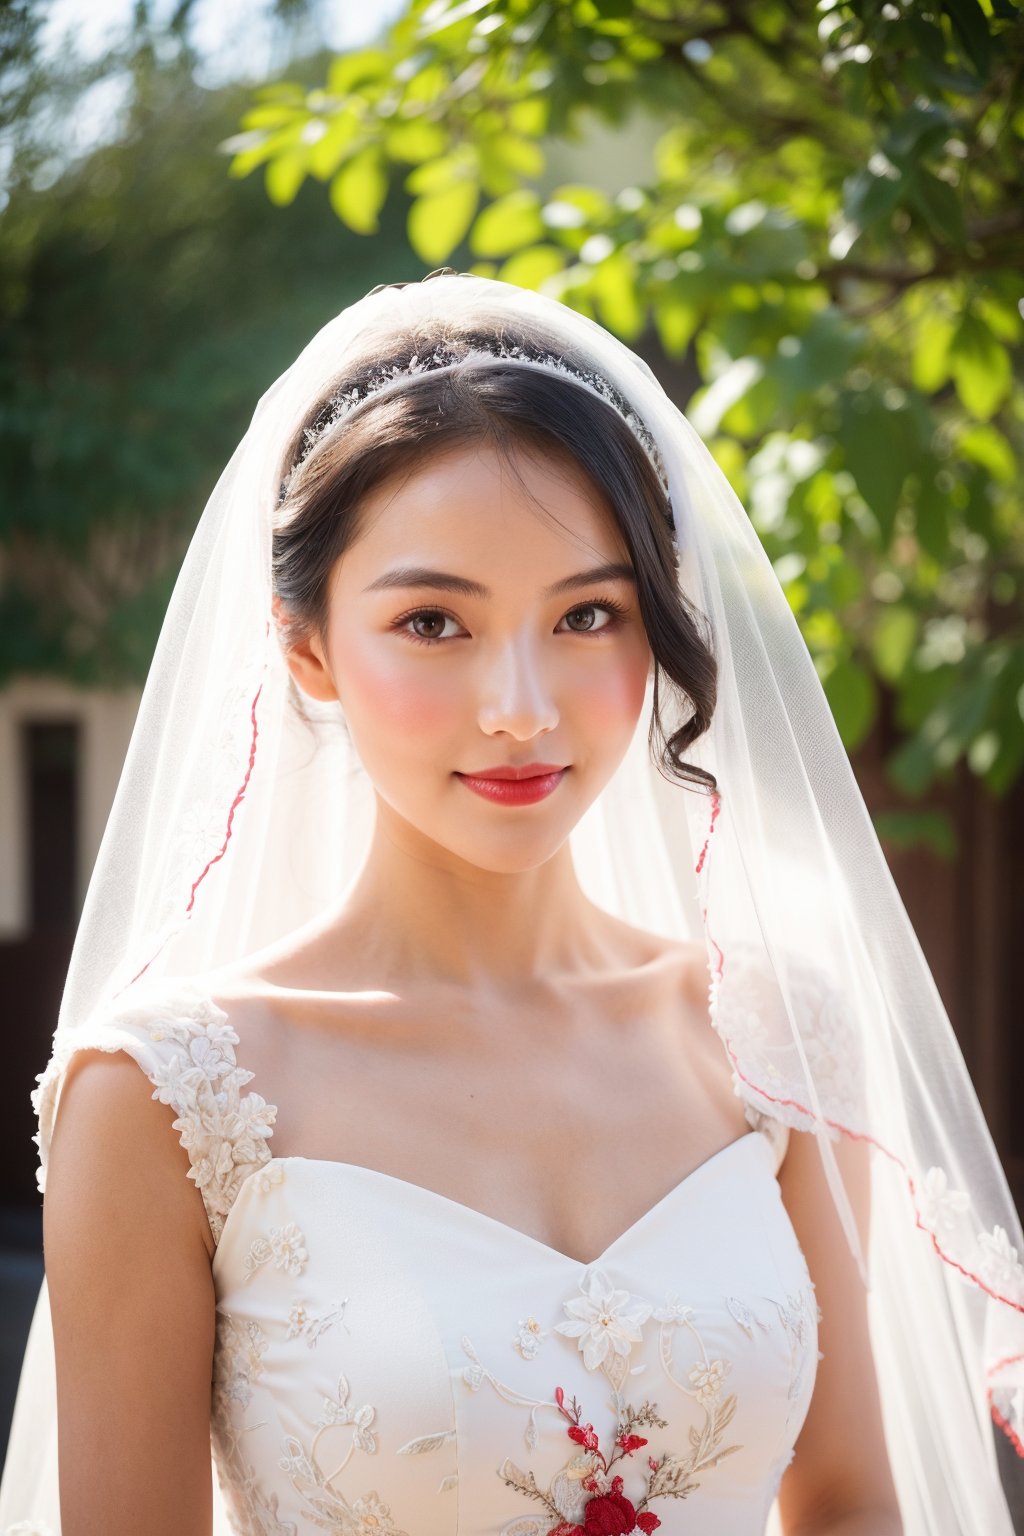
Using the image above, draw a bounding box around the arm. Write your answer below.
[775,1124,904,1536]
[43,1046,217,1536]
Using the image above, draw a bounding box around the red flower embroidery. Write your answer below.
[547,1476,662,1534]
[548,1389,662,1535]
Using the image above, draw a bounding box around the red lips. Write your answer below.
[455,765,569,805]
[459,762,567,780]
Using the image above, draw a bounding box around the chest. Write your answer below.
[241,991,749,1268]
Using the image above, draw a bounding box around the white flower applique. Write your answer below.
[513,1314,549,1359]
[244,1222,309,1281]
[123,992,278,1245]
[253,1161,286,1195]
[554,1265,654,1386]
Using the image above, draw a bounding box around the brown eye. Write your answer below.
[410,612,448,640]
[557,599,629,635]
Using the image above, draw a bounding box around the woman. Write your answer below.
[1,271,1020,1536]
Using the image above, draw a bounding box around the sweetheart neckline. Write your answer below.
[215,1127,773,1271]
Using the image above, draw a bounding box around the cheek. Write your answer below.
[571,645,650,735]
[331,634,464,739]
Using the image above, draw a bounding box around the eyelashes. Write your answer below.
[390,596,632,647]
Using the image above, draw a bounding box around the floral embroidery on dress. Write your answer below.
[725,1295,772,1338]
[277,1375,410,1534]
[244,1222,310,1281]
[287,1297,348,1347]
[464,1265,794,1534]
[514,1315,549,1359]
[498,1376,743,1534]
[554,1267,653,1384]
[253,1161,287,1195]
[771,1288,821,1406]
[211,1311,297,1536]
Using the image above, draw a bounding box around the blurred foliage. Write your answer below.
[0,12,419,686]
[231,0,1024,819]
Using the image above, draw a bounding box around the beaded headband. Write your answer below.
[279,332,675,530]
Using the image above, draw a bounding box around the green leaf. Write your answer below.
[328,146,388,234]
[385,119,450,164]
[405,150,475,196]
[407,181,480,263]
[948,313,1013,420]
[306,109,362,180]
[653,293,700,357]
[470,191,545,257]
[958,423,1016,483]
[498,245,569,290]
[590,250,644,338]
[264,150,307,207]
[907,168,966,245]
[913,474,953,566]
[508,98,549,137]
[841,391,916,542]
[482,134,545,180]
[843,162,905,232]
[823,658,877,749]
[941,0,992,77]
[224,136,277,179]
[871,605,918,684]
[327,49,391,95]
[911,312,956,392]
[546,183,613,224]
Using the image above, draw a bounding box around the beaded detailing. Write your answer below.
[279,335,673,523]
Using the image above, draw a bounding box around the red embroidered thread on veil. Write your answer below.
[697,788,1024,1458]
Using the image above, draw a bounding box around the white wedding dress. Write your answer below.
[27,982,820,1536]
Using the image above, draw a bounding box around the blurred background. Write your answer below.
[1,0,1021,1489]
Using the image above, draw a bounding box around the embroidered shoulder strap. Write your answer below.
[31,982,278,1246]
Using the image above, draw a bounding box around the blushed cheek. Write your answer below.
[334,639,463,740]
[573,654,650,741]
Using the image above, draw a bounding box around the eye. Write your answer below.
[556,598,630,635]
[394,608,465,645]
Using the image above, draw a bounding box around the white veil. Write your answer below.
[2,270,1022,1535]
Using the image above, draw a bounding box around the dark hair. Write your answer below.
[272,317,717,793]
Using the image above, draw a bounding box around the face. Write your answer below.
[282,437,653,875]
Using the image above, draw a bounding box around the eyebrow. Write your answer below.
[362,561,637,599]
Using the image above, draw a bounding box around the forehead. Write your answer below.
[345,438,624,567]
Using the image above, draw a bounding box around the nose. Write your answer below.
[476,634,560,741]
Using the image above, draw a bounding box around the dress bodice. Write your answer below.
[31,983,822,1536]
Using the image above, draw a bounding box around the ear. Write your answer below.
[272,595,339,703]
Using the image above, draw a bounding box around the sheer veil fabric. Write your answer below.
[1,271,1022,1535]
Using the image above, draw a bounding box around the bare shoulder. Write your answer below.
[50,1044,214,1257]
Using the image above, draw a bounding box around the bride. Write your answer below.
[1,270,1020,1536]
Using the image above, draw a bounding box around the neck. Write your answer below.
[329,798,609,992]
